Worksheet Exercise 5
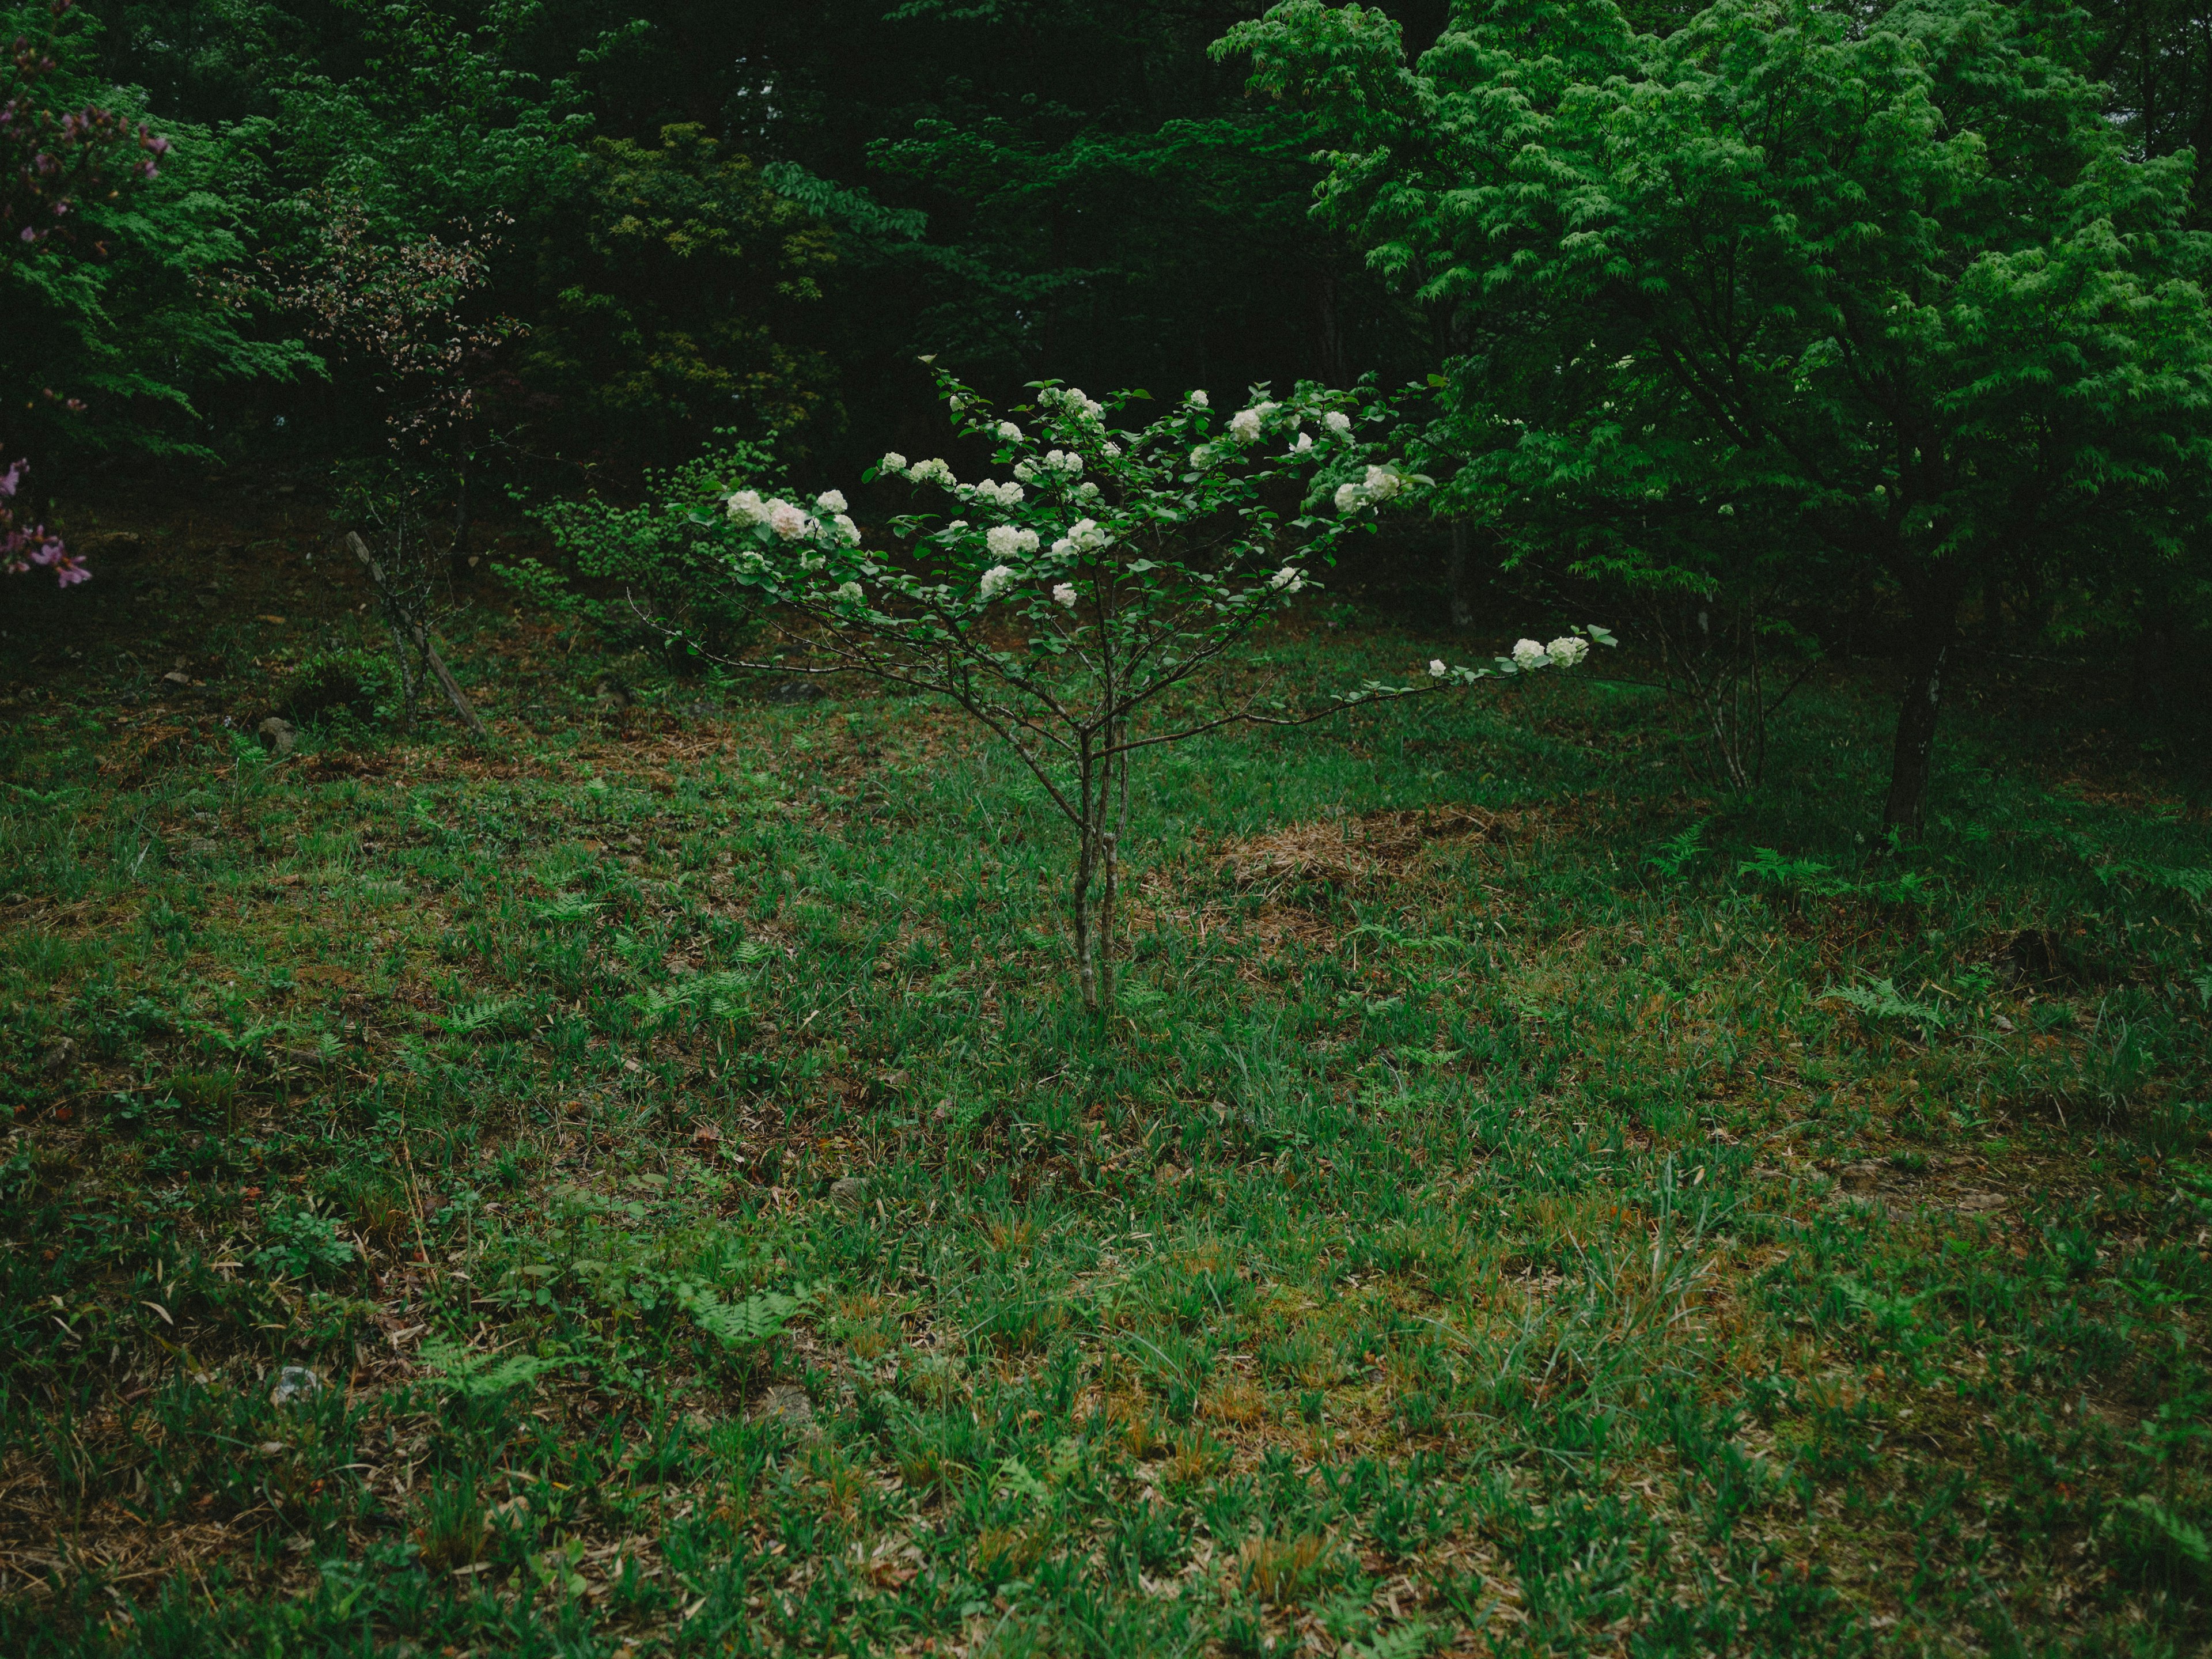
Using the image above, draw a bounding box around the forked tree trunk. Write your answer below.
[1881,574,1965,837]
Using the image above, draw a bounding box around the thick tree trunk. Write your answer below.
[1881,578,1963,837]
[1447,521,1475,629]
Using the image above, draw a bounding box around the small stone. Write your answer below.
[270,1365,320,1406]
[755,1384,816,1433]
[258,716,297,755]
[830,1176,869,1212]
[39,1037,77,1077]
[764,679,825,704]
[162,670,191,687]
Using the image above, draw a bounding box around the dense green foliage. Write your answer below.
[2,1,2211,1647]
[1221,0,2212,827]
[4,0,2201,814]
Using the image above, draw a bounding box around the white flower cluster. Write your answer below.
[1512,636,1591,670]
[1189,389,1210,408]
[987,524,1041,558]
[1429,659,1449,678]
[979,565,1017,601]
[1049,517,1112,558]
[1325,411,1352,435]
[1040,386,1106,421]
[729,486,861,552]
[1270,566,1305,594]
[1052,583,1078,608]
[1226,401,1281,445]
[1015,449,1085,484]
[729,490,827,543]
[907,457,956,487]
[1334,464,1406,514]
[969,479,1024,507]
[995,421,1022,441]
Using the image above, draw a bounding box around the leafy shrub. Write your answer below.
[276,650,393,725]
[251,1208,356,1280]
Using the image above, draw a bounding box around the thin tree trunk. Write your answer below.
[388,622,419,728]
[1881,578,1963,837]
[347,531,489,738]
[1447,521,1475,629]
[1072,751,1099,1015]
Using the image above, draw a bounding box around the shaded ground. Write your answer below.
[1,509,2209,1657]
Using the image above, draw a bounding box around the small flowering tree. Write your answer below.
[3,0,172,589]
[682,367,1608,1014]
[1,457,80,584]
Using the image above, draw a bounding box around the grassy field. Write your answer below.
[2,532,2210,1657]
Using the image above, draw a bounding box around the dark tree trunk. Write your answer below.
[1310,269,1347,388]
[1447,520,1475,629]
[1881,575,1965,836]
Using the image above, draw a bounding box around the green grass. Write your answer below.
[1,592,2210,1657]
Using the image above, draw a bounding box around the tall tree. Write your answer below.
[1222,0,2212,830]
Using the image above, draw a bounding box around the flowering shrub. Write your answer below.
[2,3,168,257]
[1,458,82,585]
[3,0,175,591]
[263,193,518,456]
[677,366,1609,1012]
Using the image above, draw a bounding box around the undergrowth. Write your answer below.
[1,582,2208,1657]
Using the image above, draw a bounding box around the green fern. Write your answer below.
[418,1338,568,1399]
[678,1286,802,1350]
[1821,974,1950,1039]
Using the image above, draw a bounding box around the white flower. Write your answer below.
[1050,536,1074,558]
[1190,445,1214,468]
[945,518,969,532]
[978,565,1016,601]
[1334,482,1363,513]
[1546,635,1589,668]
[1512,638,1550,671]
[835,581,863,603]
[726,489,768,523]
[1270,566,1305,594]
[1429,659,1448,679]
[1229,409,1263,443]
[986,524,1040,558]
[1101,441,1122,459]
[907,457,956,487]
[1066,518,1110,551]
[1324,411,1352,435]
[1292,432,1313,453]
[799,548,825,572]
[768,502,813,540]
[1075,481,1100,499]
[974,479,1024,507]
[1013,460,1038,482]
[1190,389,1210,407]
[1046,449,1082,476]
[833,513,861,546]
[1052,583,1077,608]
[878,452,907,474]
[1363,465,1403,501]
[815,488,848,514]
[996,421,1022,441]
